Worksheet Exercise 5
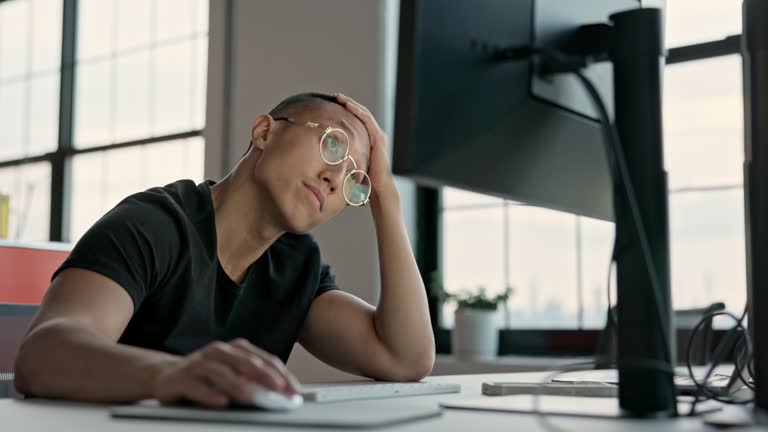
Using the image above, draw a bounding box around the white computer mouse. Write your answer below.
[248,384,304,411]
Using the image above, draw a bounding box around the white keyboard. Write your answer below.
[300,382,461,403]
[0,373,20,399]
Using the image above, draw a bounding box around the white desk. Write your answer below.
[1,372,760,431]
[432,354,593,375]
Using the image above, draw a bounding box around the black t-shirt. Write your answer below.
[53,179,338,363]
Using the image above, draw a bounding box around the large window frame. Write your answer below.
[420,33,745,356]
[0,0,205,242]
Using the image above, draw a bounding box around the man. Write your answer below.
[14,93,435,408]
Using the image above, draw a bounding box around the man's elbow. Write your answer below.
[390,350,435,382]
[411,350,436,380]
[13,321,66,397]
[13,339,39,397]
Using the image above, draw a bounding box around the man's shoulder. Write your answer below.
[84,179,213,247]
[113,179,210,222]
[56,180,214,307]
[127,179,207,210]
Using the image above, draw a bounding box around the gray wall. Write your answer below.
[204,0,416,382]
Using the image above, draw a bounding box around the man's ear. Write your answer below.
[251,114,275,151]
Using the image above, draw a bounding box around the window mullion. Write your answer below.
[50,0,77,241]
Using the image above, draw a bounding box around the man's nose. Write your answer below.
[321,162,348,192]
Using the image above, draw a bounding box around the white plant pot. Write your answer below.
[452,307,498,360]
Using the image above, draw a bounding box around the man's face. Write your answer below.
[249,102,370,233]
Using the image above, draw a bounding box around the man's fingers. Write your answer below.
[160,378,229,408]
[201,342,287,392]
[340,101,386,143]
[336,94,378,126]
[184,379,230,408]
[335,94,390,151]
[336,93,369,112]
[230,339,302,394]
[343,99,376,125]
[192,360,254,404]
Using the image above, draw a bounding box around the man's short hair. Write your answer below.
[243,92,343,156]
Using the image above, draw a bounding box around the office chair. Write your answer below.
[0,303,38,398]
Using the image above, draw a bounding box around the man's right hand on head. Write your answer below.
[151,338,301,408]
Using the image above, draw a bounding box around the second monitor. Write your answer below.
[394,0,676,417]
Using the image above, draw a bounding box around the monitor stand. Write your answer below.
[608,7,676,418]
[493,6,677,418]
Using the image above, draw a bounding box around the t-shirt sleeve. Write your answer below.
[52,193,180,312]
[316,261,339,297]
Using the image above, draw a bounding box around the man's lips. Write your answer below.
[304,183,325,211]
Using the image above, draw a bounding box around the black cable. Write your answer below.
[737,306,756,379]
[562,57,755,414]
[733,332,755,390]
[688,319,744,400]
[734,306,755,389]
[570,60,755,416]
[493,43,674,367]
[606,247,616,326]
[529,62,682,426]
[685,310,754,415]
[496,45,754,423]
[574,70,674,363]
[531,359,678,432]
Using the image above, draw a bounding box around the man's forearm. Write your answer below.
[14,318,179,402]
[371,190,436,375]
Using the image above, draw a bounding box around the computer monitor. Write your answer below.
[393,0,639,221]
[742,0,768,416]
[394,0,676,417]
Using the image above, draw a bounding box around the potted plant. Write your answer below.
[450,286,512,360]
[429,271,513,360]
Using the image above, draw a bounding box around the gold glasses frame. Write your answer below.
[273,117,371,206]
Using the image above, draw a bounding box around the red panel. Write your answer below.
[0,245,70,304]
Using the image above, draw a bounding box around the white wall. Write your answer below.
[205,0,416,383]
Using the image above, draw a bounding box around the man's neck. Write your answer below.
[210,173,285,283]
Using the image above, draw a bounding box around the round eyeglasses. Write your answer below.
[275,117,371,206]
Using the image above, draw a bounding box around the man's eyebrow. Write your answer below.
[336,117,355,137]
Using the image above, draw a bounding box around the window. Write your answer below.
[441,189,613,329]
[665,0,741,48]
[75,0,207,147]
[665,55,746,321]
[0,0,208,243]
[0,163,52,242]
[0,0,62,241]
[439,2,745,331]
[69,137,204,240]
[441,197,504,328]
[70,0,208,239]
